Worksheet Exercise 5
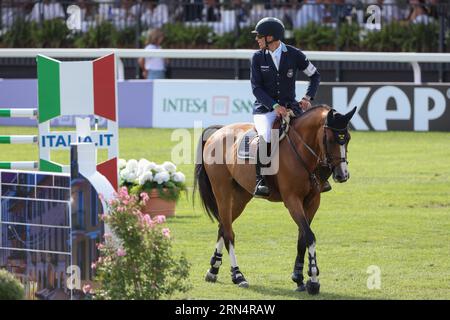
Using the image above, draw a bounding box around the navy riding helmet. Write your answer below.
[251,17,285,41]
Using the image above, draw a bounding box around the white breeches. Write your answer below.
[253,111,277,143]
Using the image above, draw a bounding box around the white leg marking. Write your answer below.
[308,242,319,283]
[229,243,238,268]
[216,237,224,254]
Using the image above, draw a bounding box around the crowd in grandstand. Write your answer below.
[0,0,447,33]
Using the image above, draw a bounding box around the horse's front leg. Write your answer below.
[285,197,320,295]
[292,231,306,291]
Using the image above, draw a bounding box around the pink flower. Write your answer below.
[97,257,103,264]
[82,284,92,294]
[97,243,105,250]
[100,214,108,221]
[143,214,155,228]
[140,192,149,204]
[117,248,126,257]
[91,262,97,270]
[154,215,166,224]
[103,233,112,239]
[162,228,170,238]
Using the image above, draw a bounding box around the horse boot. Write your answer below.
[253,139,270,198]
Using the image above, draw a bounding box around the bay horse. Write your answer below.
[193,105,356,295]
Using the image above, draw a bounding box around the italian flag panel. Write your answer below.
[37,54,116,123]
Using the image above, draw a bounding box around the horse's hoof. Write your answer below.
[295,283,306,292]
[306,280,320,295]
[238,281,249,288]
[205,270,218,283]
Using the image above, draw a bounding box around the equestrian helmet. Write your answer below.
[251,17,285,41]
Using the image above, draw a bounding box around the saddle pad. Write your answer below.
[237,129,258,160]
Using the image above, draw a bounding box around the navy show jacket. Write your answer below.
[250,42,320,114]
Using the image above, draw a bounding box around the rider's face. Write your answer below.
[255,35,273,49]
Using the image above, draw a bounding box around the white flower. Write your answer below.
[118,158,127,170]
[137,158,151,176]
[120,169,129,180]
[154,171,170,184]
[172,172,186,184]
[125,159,138,173]
[125,171,138,183]
[138,172,153,185]
[154,165,166,173]
[147,162,157,170]
[162,161,177,173]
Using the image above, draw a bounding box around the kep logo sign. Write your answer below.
[318,85,450,132]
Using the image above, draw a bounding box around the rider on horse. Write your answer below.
[250,17,331,197]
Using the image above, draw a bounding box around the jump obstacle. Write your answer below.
[0,54,119,189]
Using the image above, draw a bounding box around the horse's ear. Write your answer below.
[326,110,334,125]
[344,107,357,122]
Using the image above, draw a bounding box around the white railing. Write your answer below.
[0,49,449,83]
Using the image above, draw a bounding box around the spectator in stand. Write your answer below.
[29,0,65,22]
[138,28,167,80]
[110,0,136,30]
[232,0,250,24]
[183,0,203,21]
[132,0,169,29]
[378,0,403,23]
[202,0,221,22]
[407,0,431,24]
[294,0,324,28]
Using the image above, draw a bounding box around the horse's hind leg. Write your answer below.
[205,225,225,282]
[207,181,252,288]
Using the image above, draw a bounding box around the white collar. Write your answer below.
[266,42,287,55]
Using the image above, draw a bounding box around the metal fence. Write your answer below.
[0,1,448,48]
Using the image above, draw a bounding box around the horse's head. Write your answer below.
[324,107,357,183]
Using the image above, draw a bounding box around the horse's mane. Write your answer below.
[291,104,331,127]
[301,104,332,115]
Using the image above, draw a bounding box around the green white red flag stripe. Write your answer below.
[37,54,116,124]
[0,109,37,118]
[0,135,38,144]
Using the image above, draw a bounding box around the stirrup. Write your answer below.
[254,177,270,197]
[321,181,332,193]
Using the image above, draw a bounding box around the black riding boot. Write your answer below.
[316,164,332,193]
[254,140,270,198]
[321,180,332,193]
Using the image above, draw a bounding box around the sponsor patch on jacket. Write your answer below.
[287,69,294,78]
[260,65,270,72]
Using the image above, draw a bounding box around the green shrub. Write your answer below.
[294,22,336,50]
[362,21,439,52]
[0,269,25,300]
[162,23,213,48]
[337,22,361,51]
[74,21,117,48]
[36,19,73,48]
[117,26,140,48]
[2,19,39,48]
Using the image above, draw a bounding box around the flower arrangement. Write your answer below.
[118,159,187,202]
[90,188,191,300]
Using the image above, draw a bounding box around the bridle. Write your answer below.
[283,115,350,190]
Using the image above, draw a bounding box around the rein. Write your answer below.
[282,113,336,191]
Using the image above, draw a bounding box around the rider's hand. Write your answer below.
[274,105,288,118]
[299,97,312,111]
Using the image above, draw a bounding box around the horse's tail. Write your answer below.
[193,125,223,222]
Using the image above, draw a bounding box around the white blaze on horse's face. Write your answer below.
[336,145,349,182]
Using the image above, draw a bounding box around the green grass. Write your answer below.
[1,127,449,300]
